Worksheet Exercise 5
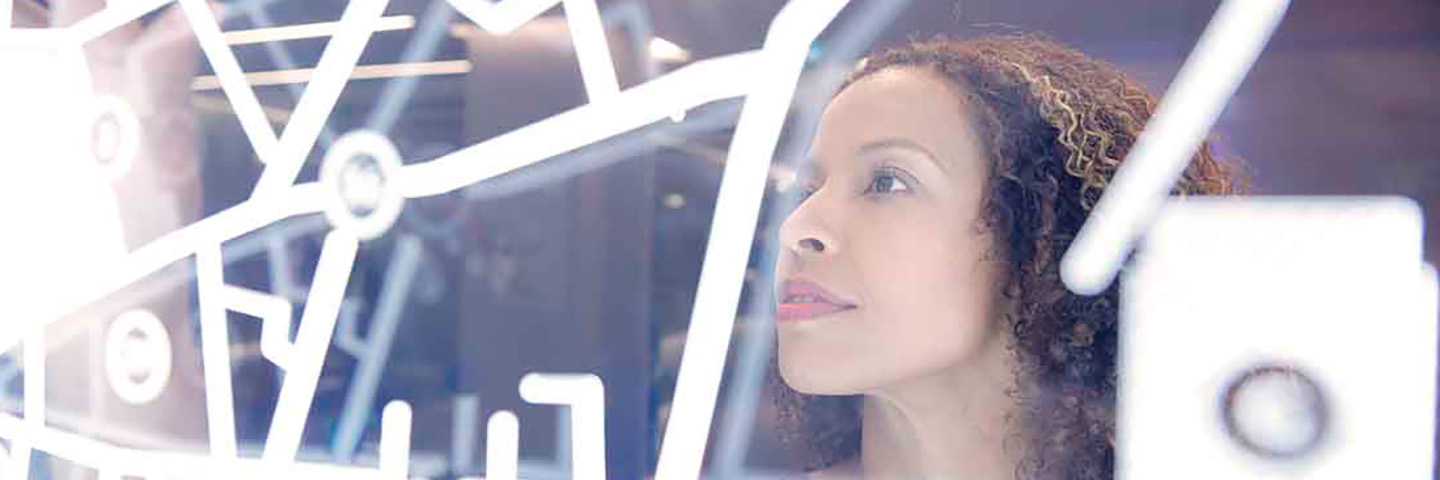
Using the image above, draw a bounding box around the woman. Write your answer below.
[770,34,1241,479]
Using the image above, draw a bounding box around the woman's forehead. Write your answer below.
[810,68,985,170]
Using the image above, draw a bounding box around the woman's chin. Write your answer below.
[778,356,871,396]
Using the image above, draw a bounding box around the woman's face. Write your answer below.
[775,68,1007,395]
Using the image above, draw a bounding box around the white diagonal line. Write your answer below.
[251,0,392,199]
[446,0,560,35]
[1061,0,1291,295]
[196,246,240,458]
[332,235,424,461]
[395,50,763,199]
[261,231,359,464]
[446,0,619,101]
[0,183,324,357]
[655,2,852,480]
[561,0,620,101]
[69,0,175,42]
[179,0,282,166]
[0,411,393,479]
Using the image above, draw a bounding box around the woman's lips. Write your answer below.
[775,279,857,323]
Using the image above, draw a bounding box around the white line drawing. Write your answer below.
[380,401,414,478]
[262,231,360,464]
[248,0,390,199]
[655,2,851,479]
[2,0,855,475]
[234,1,340,153]
[332,235,425,461]
[0,405,410,480]
[196,245,241,458]
[320,131,408,241]
[180,0,283,167]
[90,94,142,182]
[518,373,607,480]
[1060,0,1292,295]
[4,0,1319,478]
[220,284,298,369]
[484,410,521,480]
[103,309,174,405]
[451,394,482,474]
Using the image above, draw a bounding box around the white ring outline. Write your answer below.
[104,309,173,405]
[319,131,406,241]
[91,95,142,182]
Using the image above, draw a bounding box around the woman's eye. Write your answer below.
[866,170,912,195]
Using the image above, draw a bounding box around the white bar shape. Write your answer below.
[219,285,297,369]
[655,2,852,480]
[486,410,520,480]
[195,245,240,458]
[179,0,283,166]
[379,401,413,479]
[560,0,620,102]
[224,14,414,45]
[1060,0,1291,295]
[518,373,606,480]
[262,231,360,464]
[251,0,392,199]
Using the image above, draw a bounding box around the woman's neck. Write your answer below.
[859,331,1020,480]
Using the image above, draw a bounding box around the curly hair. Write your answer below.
[769,33,1245,479]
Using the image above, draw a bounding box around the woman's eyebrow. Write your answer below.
[856,137,947,172]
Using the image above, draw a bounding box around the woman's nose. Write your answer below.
[778,195,840,259]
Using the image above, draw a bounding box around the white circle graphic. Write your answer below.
[91,95,141,182]
[105,309,173,405]
[320,131,406,240]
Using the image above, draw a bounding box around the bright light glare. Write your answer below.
[223,15,415,45]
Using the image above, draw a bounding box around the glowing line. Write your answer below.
[396,50,762,199]
[445,0,560,35]
[366,0,459,134]
[712,1,912,471]
[220,285,298,369]
[191,60,474,91]
[180,0,282,166]
[1060,0,1291,295]
[333,235,424,461]
[0,412,395,479]
[561,0,620,102]
[451,394,481,474]
[239,3,337,153]
[0,183,324,355]
[599,1,660,81]
[1,0,11,29]
[379,401,413,479]
[8,331,43,480]
[655,2,851,480]
[196,246,240,458]
[444,0,619,100]
[262,231,360,464]
[485,410,520,480]
[264,227,309,301]
[69,0,174,42]
[518,373,606,480]
[224,14,414,45]
[251,0,391,200]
